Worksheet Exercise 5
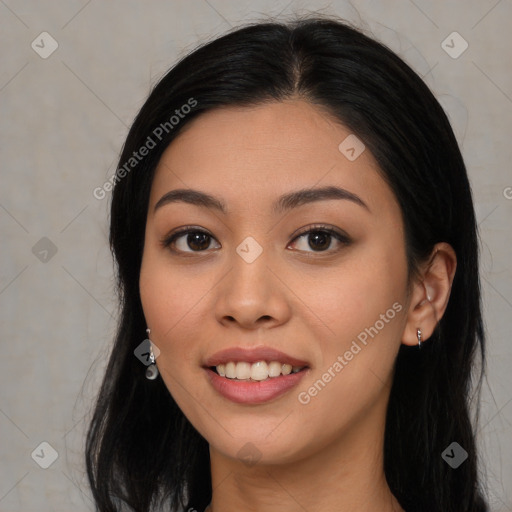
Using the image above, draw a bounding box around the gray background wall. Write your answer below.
[0,1,511,510]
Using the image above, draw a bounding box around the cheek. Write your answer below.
[139,254,208,418]
[139,251,203,363]
[298,241,407,346]
[295,240,407,407]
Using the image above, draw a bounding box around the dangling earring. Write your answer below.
[417,328,422,349]
[145,328,159,380]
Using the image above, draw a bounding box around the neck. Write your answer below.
[207,400,403,512]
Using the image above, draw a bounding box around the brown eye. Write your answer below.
[289,225,351,253]
[183,232,212,251]
[306,231,332,251]
[162,228,220,253]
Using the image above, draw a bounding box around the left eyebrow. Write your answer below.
[153,185,370,214]
[272,185,370,214]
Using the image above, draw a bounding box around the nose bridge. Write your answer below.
[214,234,288,327]
[228,235,272,303]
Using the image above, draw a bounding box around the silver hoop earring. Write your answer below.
[417,328,422,349]
[145,328,159,380]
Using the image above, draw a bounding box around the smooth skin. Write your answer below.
[139,99,456,512]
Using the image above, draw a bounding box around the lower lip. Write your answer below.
[205,367,309,404]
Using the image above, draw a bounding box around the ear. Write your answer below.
[402,242,457,346]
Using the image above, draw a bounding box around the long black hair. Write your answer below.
[86,15,487,512]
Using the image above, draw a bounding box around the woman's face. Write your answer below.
[140,99,411,464]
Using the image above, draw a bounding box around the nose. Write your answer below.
[214,243,292,330]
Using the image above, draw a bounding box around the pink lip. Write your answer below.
[203,346,309,367]
[204,367,310,404]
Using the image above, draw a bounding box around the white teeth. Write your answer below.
[236,361,251,380]
[213,361,305,380]
[225,361,236,379]
[282,364,292,375]
[268,361,282,377]
[251,361,268,381]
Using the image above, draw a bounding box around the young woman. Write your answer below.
[86,16,488,512]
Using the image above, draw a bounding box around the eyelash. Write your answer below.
[160,224,352,255]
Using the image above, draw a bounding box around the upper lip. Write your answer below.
[204,346,309,368]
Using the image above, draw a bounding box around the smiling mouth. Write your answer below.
[209,361,308,382]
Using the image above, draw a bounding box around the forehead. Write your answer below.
[159,99,355,168]
[149,100,399,218]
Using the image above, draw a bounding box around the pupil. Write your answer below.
[309,232,330,251]
[188,233,210,251]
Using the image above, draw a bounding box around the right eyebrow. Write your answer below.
[154,189,227,213]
